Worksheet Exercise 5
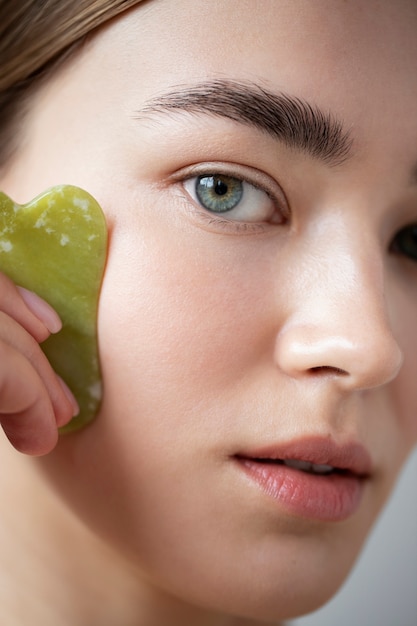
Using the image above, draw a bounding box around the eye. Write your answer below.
[391,224,417,261]
[182,173,282,223]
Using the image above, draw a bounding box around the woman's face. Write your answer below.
[2,0,417,621]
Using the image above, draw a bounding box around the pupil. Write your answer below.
[214,179,228,196]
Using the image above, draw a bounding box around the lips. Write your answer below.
[234,437,372,522]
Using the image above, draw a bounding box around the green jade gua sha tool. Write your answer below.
[0,185,107,432]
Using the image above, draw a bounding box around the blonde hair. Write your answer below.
[0,0,144,164]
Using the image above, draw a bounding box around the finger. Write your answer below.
[0,272,61,342]
[0,313,78,432]
[17,286,62,335]
[0,342,58,455]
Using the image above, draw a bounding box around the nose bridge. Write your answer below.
[275,220,403,390]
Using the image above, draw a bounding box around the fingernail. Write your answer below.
[56,376,80,422]
[17,286,62,334]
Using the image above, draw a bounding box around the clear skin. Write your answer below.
[0,0,416,624]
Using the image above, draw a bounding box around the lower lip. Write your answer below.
[237,458,365,522]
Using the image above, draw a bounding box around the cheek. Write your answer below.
[393,359,417,449]
[97,222,275,415]
[393,297,417,448]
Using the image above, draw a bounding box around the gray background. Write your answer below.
[289,449,417,626]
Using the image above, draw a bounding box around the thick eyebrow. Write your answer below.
[137,79,353,166]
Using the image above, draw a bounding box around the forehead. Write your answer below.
[98,0,417,147]
[113,1,417,92]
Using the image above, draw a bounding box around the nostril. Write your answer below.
[308,366,349,377]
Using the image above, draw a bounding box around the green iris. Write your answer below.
[393,225,417,261]
[195,175,243,213]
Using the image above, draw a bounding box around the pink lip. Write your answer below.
[234,437,373,522]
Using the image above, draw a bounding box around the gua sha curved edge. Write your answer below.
[0,185,108,432]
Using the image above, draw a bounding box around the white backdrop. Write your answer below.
[290,449,417,626]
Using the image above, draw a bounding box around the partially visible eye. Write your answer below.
[391,224,417,261]
[182,173,282,223]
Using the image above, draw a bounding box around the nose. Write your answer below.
[274,230,403,391]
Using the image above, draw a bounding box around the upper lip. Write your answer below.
[235,436,373,477]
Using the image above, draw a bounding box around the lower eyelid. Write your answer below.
[189,207,271,234]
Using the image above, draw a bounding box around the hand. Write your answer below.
[0,273,78,455]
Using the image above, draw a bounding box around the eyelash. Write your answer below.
[174,164,289,233]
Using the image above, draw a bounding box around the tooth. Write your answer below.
[283,459,312,471]
[310,463,333,474]
[283,459,334,474]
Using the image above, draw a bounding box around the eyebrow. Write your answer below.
[137,79,353,166]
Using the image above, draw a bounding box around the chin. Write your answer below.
[155,536,365,624]
[171,578,346,624]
